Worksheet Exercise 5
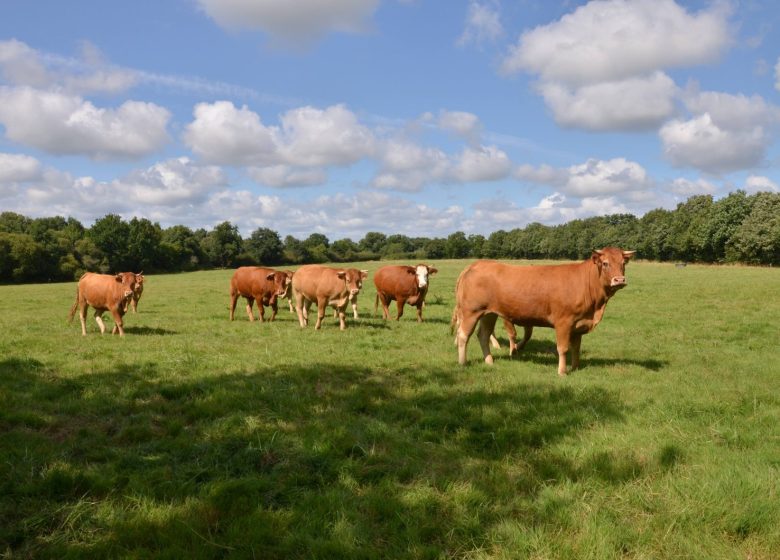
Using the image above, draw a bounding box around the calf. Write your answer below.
[374,264,438,322]
[125,272,144,313]
[454,248,635,375]
[68,272,137,336]
[229,266,293,322]
[292,265,368,330]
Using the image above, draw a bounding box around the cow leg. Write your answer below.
[516,326,533,352]
[351,300,358,320]
[416,302,424,322]
[229,291,239,321]
[315,297,327,330]
[338,305,347,330]
[378,294,390,320]
[94,311,106,335]
[110,308,125,336]
[554,324,573,376]
[79,303,88,336]
[245,297,256,322]
[294,293,307,327]
[570,333,583,371]
[477,313,498,364]
[456,309,481,365]
[395,298,405,321]
[269,300,278,322]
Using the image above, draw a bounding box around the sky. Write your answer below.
[0,0,778,240]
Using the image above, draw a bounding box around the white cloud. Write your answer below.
[457,1,503,47]
[278,104,376,166]
[502,0,731,86]
[667,177,718,197]
[437,110,483,143]
[248,165,328,188]
[660,113,767,174]
[744,175,778,194]
[775,57,780,91]
[0,39,138,95]
[184,101,280,166]
[0,86,171,159]
[450,145,512,182]
[0,152,42,183]
[112,157,227,205]
[514,158,651,198]
[538,72,677,131]
[196,0,380,44]
[184,102,375,169]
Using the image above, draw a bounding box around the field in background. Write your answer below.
[1,260,778,558]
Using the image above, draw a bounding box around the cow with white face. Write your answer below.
[373,264,438,322]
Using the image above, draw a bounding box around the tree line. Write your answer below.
[0,190,777,283]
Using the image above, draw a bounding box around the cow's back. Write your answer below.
[458,260,589,327]
[374,265,416,297]
[293,265,342,299]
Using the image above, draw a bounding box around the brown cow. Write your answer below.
[68,272,137,336]
[124,272,144,313]
[229,266,293,322]
[454,247,635,375]
[292,265,368,330]
[374,264,438,322]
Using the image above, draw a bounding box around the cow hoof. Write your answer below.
[484,355,494,365]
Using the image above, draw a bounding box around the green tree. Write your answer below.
[88,214,130,271]
[484,230,508,258]
[0,212,31,234]
[710,190,754,262]
[201,221,242,268]
[445,231,470,259]
[161,225,203,270]
[727,192,780,265]
[127,218,163,272]
[245,227,283,265]
[359,231,387,254]
[282,235,307,264]
[329,238,360,262]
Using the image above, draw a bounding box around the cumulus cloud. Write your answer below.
[248,165,328,188]
[450,145,512,183]
[196,0,380,44]
[515,157,652,198]
[437,110,483,143]
[538,72,677,131]
[501,0,732,132]
[111,157,227,205]
[667,177,718,197]
[0,152,42,183]
[0,87,171,159]
[744,175,778,194]
[502,0,731,85]
[457,1,503,47]
[184,101,375,169]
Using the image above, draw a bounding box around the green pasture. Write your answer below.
[0,260,778,559]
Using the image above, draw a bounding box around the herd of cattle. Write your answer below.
[67,247,635,375]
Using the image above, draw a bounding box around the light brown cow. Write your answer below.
[125,272,144,313]
[454,247,635,375]
[229,266,293,322]
[68,272,138,336]
[292,265,368,330]
[374,264,438,322]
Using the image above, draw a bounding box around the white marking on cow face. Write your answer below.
[415,265,429,289]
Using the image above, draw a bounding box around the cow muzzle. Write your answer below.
[610,276,627,288]
[350,288,360,296]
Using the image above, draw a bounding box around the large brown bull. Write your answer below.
[454,248,635,375]
[68,272,138,336]
[373,264,437,321]
[292,265,368,330]
[229,266,293,322]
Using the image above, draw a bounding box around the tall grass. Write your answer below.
[0,260,778,558]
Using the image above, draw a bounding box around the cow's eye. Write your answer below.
[602,262,609,268]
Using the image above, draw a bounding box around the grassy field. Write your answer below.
[0,259,778,559]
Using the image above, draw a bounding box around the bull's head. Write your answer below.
[592,248,635,293]
[410,264,438,289]
[338,269,369,296]
[266,270,292,303]
[115,272,137,300]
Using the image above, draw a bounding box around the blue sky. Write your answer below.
[0,0,778,239]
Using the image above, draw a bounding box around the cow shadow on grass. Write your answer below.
[0,357,663,558]
[487,338,667,372]
[122,326,178,336]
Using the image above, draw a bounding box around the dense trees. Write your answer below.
[0,190,777,283]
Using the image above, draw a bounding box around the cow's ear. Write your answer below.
[429,267,438,275]
[591,250,603,263]
[114,274,123,282]
[406,267,416,275]
[337,271,346,279]
[360,270,369,279]
[622,250,636,261]
[137,270,143,275]
[266,272,276,280]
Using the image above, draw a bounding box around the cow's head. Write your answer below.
[134,272,144,295]
[338,268,369,296]
[115,272,138,300]
[410,264,438,289]
[266,270,293,302]
[592,248,635,293]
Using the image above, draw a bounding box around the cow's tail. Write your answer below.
[374,293,379,316]
[450,264,470,335]
[67,285,80,323]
